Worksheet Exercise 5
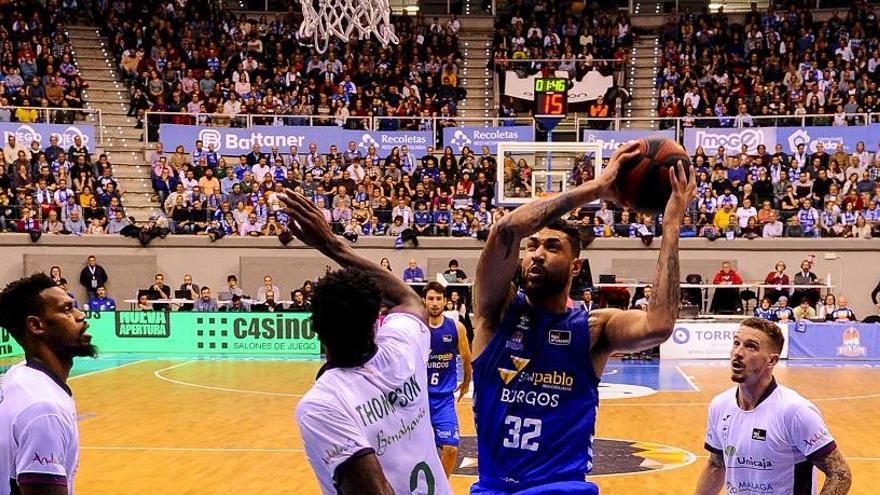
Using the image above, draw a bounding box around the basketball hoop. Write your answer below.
[297,0,399,54]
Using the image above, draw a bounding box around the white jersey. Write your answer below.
[0,361,79,495]
[704,380,835,495]
[296,313,452,495]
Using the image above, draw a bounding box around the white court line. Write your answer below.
[153,360,302,398]
[69,359,146,380]
[81,445,303,453]
[601,390,880,407]
[675,365,701,392]
[694,455,880,462]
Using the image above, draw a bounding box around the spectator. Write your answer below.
[225,275,244,297]
[194,287,218,312]
[792,260,820,307]
[754,298,776,320]
[42,209,64,234]
[793,299,817,321]
[580,289,595,312]
[63,209,86,235]
[828,296,857,322]
[634,286,652,310]
[774,296,795,323]
[87,286,116,312]
[443,259,468,282]
[106,210,131,234]
[763,261,789,304]
[253,290,281,313]
[79,255,108,300]
[710,261,743,314]
[762,211,784,238]
[256,275,280,303]
[150,273,173,305]
[289,290,311,312]
[221,294,250,312]
[816,294,838,321]
[136,293,152,311]
[402,259,425,282]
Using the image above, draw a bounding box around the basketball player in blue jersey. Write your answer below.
[470,142,696,495]
[423,281,472,477]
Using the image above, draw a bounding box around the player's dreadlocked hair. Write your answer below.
[0,273,59,345]
[311,267,382,367]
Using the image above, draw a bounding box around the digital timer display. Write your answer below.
[534,78,568,94]
[534,78,568,118]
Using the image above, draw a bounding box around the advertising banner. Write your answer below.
[0,122,95,150]
[788,322,880,359]
[443,126,534,154]
[0,327,18,359]
[684,124,880,155]
[683,127,776,155]
[159,124,432,156]
[776,125,880,154]
[0,311,321,358]
[581,129,675,153]
[660,322,790,359]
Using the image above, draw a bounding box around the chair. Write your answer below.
[740,289,758,313]
[682,274,703,308]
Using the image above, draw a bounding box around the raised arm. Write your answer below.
[591,161,695,359]
[279,190,425,320]
[472,142,640,357]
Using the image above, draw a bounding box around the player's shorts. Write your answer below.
[470,480,599,495]
[428,392,459,447]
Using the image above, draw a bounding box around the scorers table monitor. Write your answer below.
[534,77,569,119]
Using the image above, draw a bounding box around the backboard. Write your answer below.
[496,141,604,207]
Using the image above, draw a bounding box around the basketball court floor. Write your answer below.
[3,355,878,494]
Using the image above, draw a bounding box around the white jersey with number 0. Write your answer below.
[296,312,452,495]
[0,361,80,495]
[704,380,836,495]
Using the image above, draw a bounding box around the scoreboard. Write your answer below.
[534,77,569,119]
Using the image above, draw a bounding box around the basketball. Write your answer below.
[614,137,692,213]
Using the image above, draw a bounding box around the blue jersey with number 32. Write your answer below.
[472,291,599,491]
[428,316,459,395]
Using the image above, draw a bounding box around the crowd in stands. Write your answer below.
[565,139,880,240]
[493,1,631,120]
[657,2,880,126]
[97,2,465,135]
[0,0,88,123]
[0,133,129,235]
[147,139,502,239]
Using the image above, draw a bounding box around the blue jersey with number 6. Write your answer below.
[428,316,459,395]
[471,291,599,492]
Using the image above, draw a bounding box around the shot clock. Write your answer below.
[534,77,569,119]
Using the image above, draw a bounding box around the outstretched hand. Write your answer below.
[665,160,697,220]
[278,189,336,250]
[593,140,641,207]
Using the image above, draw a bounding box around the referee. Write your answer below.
[0,273,96,495]
[695,317,852,494]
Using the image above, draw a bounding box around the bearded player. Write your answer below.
[423,281,472,477]
[470,141,695,495]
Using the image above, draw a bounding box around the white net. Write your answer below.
[297,0,400,54]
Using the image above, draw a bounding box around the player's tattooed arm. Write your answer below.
[592,161,695,354]
[813,448,852,495]
[693,451,725,495]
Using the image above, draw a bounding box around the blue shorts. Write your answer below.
[428,393,459,447]
[470,480,599,495]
